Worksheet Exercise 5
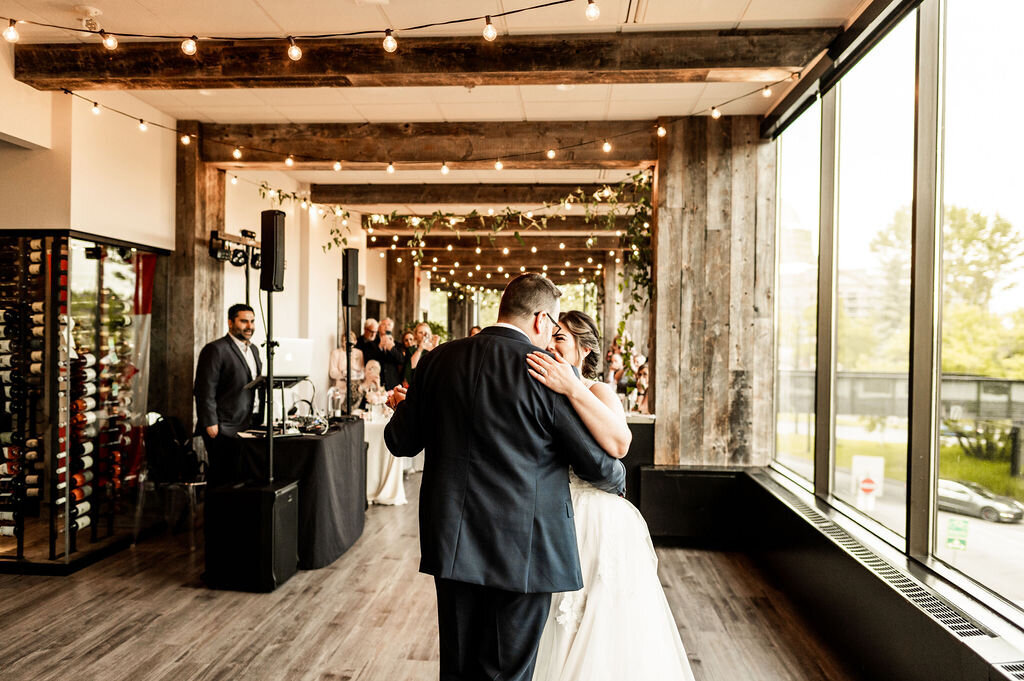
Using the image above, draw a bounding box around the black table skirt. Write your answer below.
[235,421,366,569]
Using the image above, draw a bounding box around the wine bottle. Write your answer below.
[74,353,97,368]
[56,515,91,533]
[71,440,94,457]
[0,462,18,475]
[0,510,21,522]
[72,455,94,472]
[0,525,22,538]
[70,485,92,502]
[73,396,97,412]
[0,338,42,353]
[0,309,21,323]
[71,411,97,428]
[30,301,44,313]
[27,251,43,264]
[0,432,23,445]
[0,355,14,369]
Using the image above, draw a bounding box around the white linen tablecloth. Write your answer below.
[363,419,407,505]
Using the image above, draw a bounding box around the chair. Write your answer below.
[133,412,206,551]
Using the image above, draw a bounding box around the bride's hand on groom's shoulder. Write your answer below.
[526,351,582,398]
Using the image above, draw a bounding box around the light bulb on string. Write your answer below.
[180,134,191,145]
[487,208,495,216]
[711,106,722,119]
[608,250,615,256]
[232,147,243,160]
[181,36,198,56]
[657,125,667,137]
[138,119,147,132]
[100,30,118,50]
[530,246,537,253]
[333,161,342,172]
[475,247,482,254]
[91,102,101,115]
[526,211,533,218]
[504,273,509,279]
[383,29,398,53]
[3,20,19,43]
[494,160,503,171]
[761,85,772,98]
[287,37,302,61]
[498,266,504,272]
[585,0,601,21]
[285,155,295,167]
[387,162,395,174]
[441,162,450,175]
[546,149,556,159]
[502,247,509,255]
[482,15,498,42]
[231,176,238,185]
[560,270,566,276]
[520,266,526,273]
[602,140,612,153]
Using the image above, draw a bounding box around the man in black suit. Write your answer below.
[374,316,405,389]
[194,303,263,485]
[385,274,624,681]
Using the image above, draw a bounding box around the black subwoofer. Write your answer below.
[204,480,299,592]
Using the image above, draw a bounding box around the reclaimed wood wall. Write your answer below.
[651,116,776,466]
[150,120,226,429]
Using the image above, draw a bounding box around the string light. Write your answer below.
[3,20,19,43]
[585,0,601,21]
[711,106,722,119]
[232,147,243,160]
[447,245,453,251]
[559,243,565,249]
[608,250,615,256]
[560,269,566,276]
[505,273,510,279]
[334,207,343,217]
[387,162,395,174]
[383,29,398,53]
[138,119,148,132]
[502,247,509,255]
[475,265,481,271]
[520,266,526,272]
[91,102,101,115]
[181,36,198,56]
[441,162,450,175]
[546,149,556,159]
[180,134,191,145]
[487,208,495,216]
[657,126,667,137]
[497,266,504,272]
[285,155,295,167]
[530,246,537,253]
[762,85,773,98]
[482,16,498,42]
[231,176,238,185]
[494,160,503,171]
[333,161,342,171]
[287,37,302,61]
[602,140,612,153]
[393,235,399,241]
[99,30,117,50]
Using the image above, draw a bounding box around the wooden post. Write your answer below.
[150,120,225,430]
[601,258,619,370]
[386,252,419,330]
[651,116,776,467]
[447,296,470,339]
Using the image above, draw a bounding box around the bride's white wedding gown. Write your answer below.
[532,470,696,681]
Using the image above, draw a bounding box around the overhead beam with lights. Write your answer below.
[369,236,622,251]
[313,183,611,206]
[15,29,835,91]
[365,215,630,234]
[200,121,655,169]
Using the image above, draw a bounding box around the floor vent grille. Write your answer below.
[755,474,990,639]
[996,661,1024,680]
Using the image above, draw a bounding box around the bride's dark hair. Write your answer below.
[558,311,601,380]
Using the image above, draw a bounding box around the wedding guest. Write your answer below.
[328,332,363,396]
[352,359,384,410]
[469,325,482,337]
[401,330,416,349]
[605,352,628,393]
[403,321,432,385]
[634,362,650,414]
[375,317,405,390]
[355,318,379,359]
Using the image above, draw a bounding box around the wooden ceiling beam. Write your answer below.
[313,183,611,205]
[200,121,655,167]
[364,214,630,234]
[16,29,835,90]
[418,252,606,269]
[368,236,622,250]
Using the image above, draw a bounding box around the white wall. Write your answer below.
[0,94,71,230]
[0,43,51,150]
[364,236,387,302]
[69,92,176,251]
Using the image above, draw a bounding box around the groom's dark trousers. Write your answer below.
[435,578,550,681]
[385,326,625,680]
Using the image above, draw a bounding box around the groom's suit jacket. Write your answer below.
[385,325,625,594]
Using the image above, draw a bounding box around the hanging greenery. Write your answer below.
[321,169,654,325]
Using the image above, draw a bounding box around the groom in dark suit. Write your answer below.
[194,303,263,485]
[385,274,625,681]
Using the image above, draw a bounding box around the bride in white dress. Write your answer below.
[525,311,695,681]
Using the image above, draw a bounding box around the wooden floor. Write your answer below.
[0,475,857,681]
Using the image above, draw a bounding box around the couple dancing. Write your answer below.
[385,274,694,681]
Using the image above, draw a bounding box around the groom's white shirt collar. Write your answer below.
[492,322,530,342]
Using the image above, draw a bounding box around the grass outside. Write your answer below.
[777,433,1024,502]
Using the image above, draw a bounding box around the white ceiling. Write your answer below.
[2,0,864,41]
[1,0,864,197]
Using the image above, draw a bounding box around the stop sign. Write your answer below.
[860,477,877,494]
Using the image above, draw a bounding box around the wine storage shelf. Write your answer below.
[0,232,157,572]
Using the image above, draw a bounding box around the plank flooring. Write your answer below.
[0,475,857,681]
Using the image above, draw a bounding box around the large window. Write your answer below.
[775,100,821,481]
[832,16,917,535]
[934,0,1024,603]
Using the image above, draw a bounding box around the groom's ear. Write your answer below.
[531,312,544,335]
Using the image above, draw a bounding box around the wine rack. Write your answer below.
[0,232,155,571]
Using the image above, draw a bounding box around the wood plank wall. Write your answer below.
[385,253,420,329]
[652,116,776,466]
[150,120,226,429]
